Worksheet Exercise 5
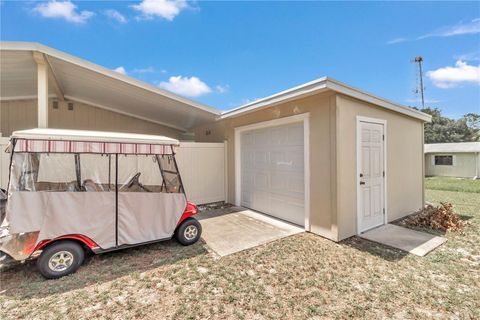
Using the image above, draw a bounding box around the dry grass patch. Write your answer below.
[1,189,479,319]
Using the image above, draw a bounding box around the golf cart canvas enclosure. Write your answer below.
[0,129,201,278]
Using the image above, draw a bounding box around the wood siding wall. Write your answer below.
[0,99,183,138]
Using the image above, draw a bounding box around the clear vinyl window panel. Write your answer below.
[118,155,164,192]
[10,153,79,192]
[9,153,117,192]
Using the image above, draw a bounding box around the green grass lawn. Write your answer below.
[1,185,479,319]
[425,176,480,193]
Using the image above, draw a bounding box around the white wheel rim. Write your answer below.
[184,225,198,241]
[48,251,74,272]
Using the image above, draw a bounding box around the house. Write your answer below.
[425,142,480,178]
[1,42,432,242]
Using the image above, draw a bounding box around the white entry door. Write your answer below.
[240,122,305,226]
[357,120,385,233]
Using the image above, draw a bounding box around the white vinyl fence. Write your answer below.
[0,139,226,205]
[0,138,9,191]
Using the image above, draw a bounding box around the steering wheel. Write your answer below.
[126,172,142,188]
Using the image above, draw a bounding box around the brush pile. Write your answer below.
[403,202,465,232]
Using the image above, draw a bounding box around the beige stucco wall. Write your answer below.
[194,92,425,241]
[195,92,338,240]
[425,153,479,178]
[0,99,183,139]
[335,94,424,240]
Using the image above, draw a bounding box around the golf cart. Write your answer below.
[0,129,201,278]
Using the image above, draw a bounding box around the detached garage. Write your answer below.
[195,77,432,241]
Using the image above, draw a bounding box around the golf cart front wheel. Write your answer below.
[175,218,202,246]
[36,240,85,279]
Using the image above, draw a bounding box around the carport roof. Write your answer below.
[0,42,221,132]
[220,77,432,122]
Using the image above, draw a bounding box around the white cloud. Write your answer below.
[215,84,229,94]
[158,75,211,97]
[454,51,480,62]
[132,0,188,21]
[33,1,94,24]
[105,9,127,23]
[387,18,480,45]
[426,60,480,88]
[418,18,480,39]
[114,66,127,75]
[386,37,407,45]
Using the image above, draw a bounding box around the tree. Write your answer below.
[419,108,479,143]
[463,113,480,141]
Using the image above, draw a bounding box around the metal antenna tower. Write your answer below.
[413,56,425,108]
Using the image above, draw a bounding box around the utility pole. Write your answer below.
[413,56,425,108]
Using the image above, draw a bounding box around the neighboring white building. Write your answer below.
[425,142,480,178]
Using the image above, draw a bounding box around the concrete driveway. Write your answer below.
[197,206,304,256]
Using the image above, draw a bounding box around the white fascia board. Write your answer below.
[0,42,221,116]
[219,76,432,123]
[325,78,432,122]
[219,77,329,119]
[0,94,57,101]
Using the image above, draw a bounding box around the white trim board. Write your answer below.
[356,116,388,234]
[234,113,311,231]
[221,77,431,122]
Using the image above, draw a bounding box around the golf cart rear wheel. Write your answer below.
[176,218,202,246]
[37,240,85,279]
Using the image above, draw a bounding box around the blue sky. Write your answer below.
[1,1,479,117]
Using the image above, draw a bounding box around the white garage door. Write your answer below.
[240,122,305,226]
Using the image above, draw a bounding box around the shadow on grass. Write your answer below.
[458,214,474,221]
[341,236,409,262]
[0,239,208,300]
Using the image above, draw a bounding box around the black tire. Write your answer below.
[175,218,202,246]
[36,241,85,279]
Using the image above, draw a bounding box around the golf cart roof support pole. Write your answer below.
[171,146,186,197]
[6,138,17,195]
[108,154,111,191]
[74,153,81,190]
[156,155,168,192]
[115,154,118,247]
